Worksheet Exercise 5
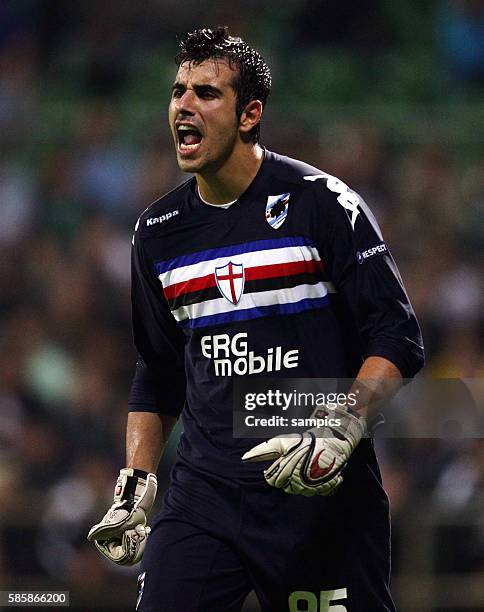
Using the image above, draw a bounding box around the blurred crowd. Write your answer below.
[0,1,483,610]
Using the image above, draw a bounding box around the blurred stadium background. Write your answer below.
[0,1,483,610]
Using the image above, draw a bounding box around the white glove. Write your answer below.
[242,406,366,496]
[87,468,157,565]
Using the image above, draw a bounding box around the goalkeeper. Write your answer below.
[88,27,424,611]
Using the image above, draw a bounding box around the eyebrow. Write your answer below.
[171,82,223,96]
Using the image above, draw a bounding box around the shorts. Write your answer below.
[137,439,396,612]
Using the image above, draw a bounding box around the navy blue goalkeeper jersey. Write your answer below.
[128,149,424,480]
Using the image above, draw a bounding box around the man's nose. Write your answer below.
[176,89,197,114]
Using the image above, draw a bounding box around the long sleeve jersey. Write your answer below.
[128,149,424,480]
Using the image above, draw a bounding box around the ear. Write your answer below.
[239,100,263,136]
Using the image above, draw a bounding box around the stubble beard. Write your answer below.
[175,129,238,177]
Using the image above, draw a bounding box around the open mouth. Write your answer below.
[176,124,203,154]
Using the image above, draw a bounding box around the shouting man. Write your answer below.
[88,27,424,612]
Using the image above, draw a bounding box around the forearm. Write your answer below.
[350,356,402,419]
[126,411,177,473]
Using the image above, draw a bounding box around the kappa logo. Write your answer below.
[266,193,290,229]
[304,173,360,229]
[132,208,179,245]
[215,261,245,305]
[146,209,179,226]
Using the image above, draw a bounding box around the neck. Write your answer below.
[196,143,264,204]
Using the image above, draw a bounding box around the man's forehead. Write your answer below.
[175,58,237,86]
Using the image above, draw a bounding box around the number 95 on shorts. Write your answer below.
[289,588,348,611]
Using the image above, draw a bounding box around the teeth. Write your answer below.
[178,125,197,131]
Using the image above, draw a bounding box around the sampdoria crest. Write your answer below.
[266,193,290,229]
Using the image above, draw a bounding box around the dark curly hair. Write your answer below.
[175,27,271,143]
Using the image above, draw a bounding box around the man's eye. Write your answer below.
[172,89,183,98]
[201,91,216,99]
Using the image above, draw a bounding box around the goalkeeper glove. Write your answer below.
[242,406,366,496]
[87,468,157,566]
